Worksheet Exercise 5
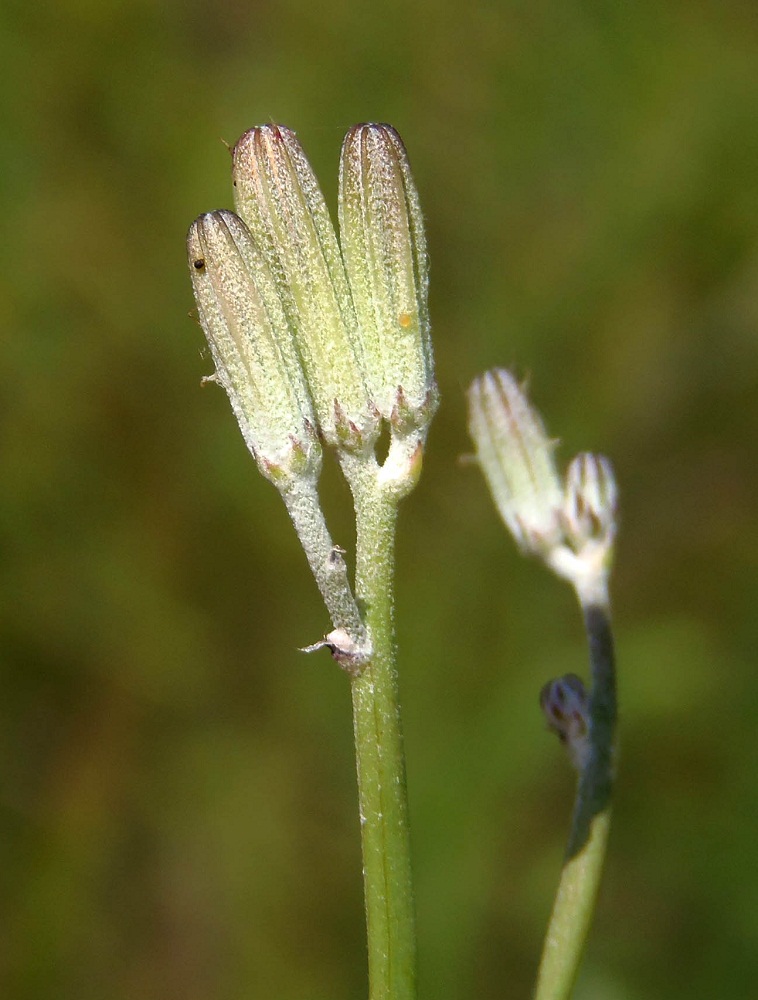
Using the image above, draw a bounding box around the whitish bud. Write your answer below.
[469,370,619,604]
[232,125,376,450]
[544,451,617,605]
[563,453,618,551]
[467,369,563,555]
[187,210,320,486]
[339,124,437,435]
[540,673,590,771]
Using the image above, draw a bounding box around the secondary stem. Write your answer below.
[350,469,417,1000]
[533,597,616,1000]
[280,478,366,644]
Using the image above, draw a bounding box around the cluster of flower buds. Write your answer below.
[467,369,617,606]
[189,123,436,498]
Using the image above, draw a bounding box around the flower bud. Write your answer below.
[544,451,617,605]
[187,209,320,485]
[467,369,563,555]
[539,673,590,771]
[563,453,618,551]
[232,125,376,450]
[339,124,437,435]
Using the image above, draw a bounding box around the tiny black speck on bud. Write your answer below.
[193,258,205,270]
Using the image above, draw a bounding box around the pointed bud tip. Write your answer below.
[232,122,297,159]
[342,122,407,150]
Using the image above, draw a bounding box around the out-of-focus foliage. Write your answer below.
[2,1,758,997]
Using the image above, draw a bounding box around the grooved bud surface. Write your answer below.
[232,125,375,448]
[188,209,320,483]
[339,124,437,431]
[563,453,618,550]
[468,369,563,554]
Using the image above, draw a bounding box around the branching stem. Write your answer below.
[281,478,367,645]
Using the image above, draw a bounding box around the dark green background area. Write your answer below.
[3,1,758,997]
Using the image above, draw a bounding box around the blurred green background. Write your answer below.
[3,0,758,997]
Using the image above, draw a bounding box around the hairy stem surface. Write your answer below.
[281,479,366,642]
[349,468,416,1000]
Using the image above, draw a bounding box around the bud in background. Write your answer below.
[187,209,320,486]
[467,369,564,556]
[539,673,590,772]
[339,124,437,437]
[467,369,618,990]
[563,452,618,552]
[232,125,376,451]
[468,368,618,607]
[547,451,618,606]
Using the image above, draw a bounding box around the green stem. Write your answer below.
[280,478,366,644]
[349,467,417,1000]
[533,600,616,1000]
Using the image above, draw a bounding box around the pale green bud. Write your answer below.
[339,124,437,434]
[467,369,563,555]
[232,125,376,450]
[187,209,320,485]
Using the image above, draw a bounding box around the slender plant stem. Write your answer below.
[533,597,616,1000]
[280,478,366,643]
[349,467,417,1000]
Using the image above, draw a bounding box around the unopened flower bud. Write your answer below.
[187,209,320,485]
[563,453,618,551]
[540,673,590,771]
[546,451,617,604]
[339,124,437,435]
[232,125,376,450]
[467,369,563,555]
